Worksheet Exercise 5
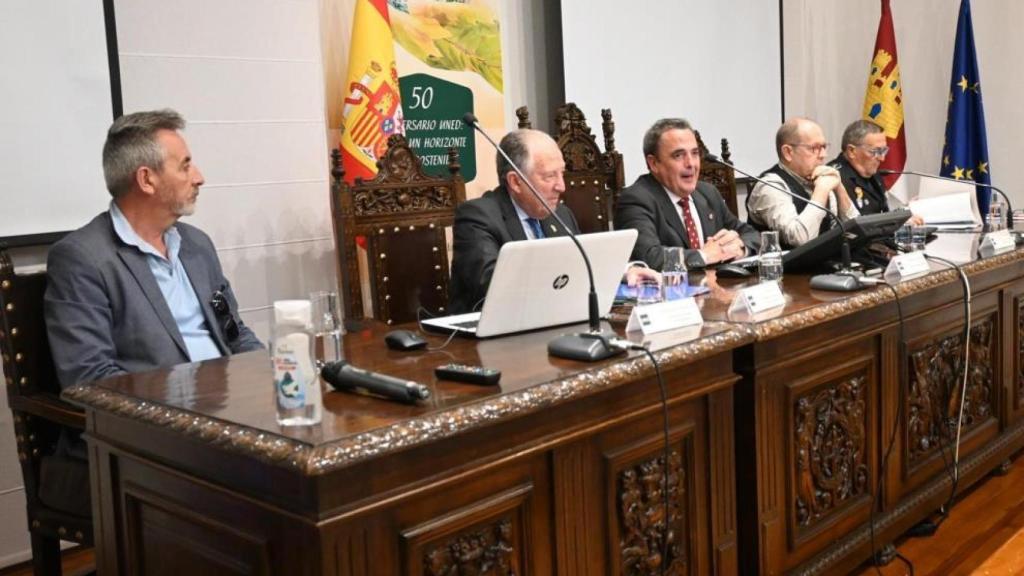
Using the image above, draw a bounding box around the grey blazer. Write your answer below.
[45,211,263,388]
[614,174,760,270]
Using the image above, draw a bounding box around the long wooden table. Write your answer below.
[696,232,1024,574]
[66,318,749,575]
[66,232,1024,575]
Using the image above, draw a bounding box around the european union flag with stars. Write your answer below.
[940,0,992,216]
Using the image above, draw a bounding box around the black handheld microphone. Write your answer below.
[710,155,862,291]
[463,112,623,361]
[879,169,1012,230]
[321,361,431,404]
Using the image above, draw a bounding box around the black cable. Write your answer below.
[621,342,672,575]
[415,306,461,351]
[869,282,914,575]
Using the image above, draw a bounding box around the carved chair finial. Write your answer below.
[446,146,461,177]
[330,148,344,185]
[601,109,616,153]
[515,106,532,129]
[721,138,732,163]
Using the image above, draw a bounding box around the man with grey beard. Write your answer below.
[45,109,262,392]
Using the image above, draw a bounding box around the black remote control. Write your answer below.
[434,364,501,386]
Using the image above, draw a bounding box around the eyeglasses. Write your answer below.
[857,145,890,158]
[789,142,829,154]
[210,288,240,341]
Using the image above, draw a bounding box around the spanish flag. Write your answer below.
[862,0,907,193]
[339,0,404,184]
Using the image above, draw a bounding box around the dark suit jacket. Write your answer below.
[448,185,579,314]
[45,211,263,389]
[614,174,760,270]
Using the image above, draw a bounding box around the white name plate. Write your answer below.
[626,297,704,335]
[980,230,1015,256]
[884,251,930,283]
[728,280,786,316]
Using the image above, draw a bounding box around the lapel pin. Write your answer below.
[550,224,558,233]
[708,213,714,221]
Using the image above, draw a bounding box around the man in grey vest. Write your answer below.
[747,117,859,248]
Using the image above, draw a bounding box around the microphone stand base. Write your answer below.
[548,331,625,362]
[809,271,866,292]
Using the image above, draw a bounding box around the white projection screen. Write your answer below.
[1,1,115,244]
[561,0,783,185]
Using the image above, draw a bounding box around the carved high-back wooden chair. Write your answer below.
[694,131,739,216]
[515,103,624,233]
[1,247,92,575]
[331,134,466,325]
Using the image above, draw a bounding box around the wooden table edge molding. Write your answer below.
[750,249,1024,340]
[62,325,753,476]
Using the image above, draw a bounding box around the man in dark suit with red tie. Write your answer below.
[614,118,760,270]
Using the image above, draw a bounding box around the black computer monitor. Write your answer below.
[783,209,912,272]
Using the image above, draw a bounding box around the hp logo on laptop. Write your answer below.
[552,274,570,290]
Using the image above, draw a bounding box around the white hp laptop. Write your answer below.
[423,229,638,338]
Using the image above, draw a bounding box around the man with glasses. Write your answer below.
[747,117,858,248]
[829,119,927,230]
[45,109,263,392]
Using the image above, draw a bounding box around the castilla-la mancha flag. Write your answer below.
[863,0,907,195]
[339,0,404,184]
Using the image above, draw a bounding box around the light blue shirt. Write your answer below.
[510,197,545,239]
[109,202,222,362]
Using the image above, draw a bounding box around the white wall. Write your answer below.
[783,0,1024,206]
[561,0,783,182]
[113,0,335,341]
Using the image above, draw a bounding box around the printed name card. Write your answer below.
[626,297,704,335]
[884,251,930,283]
[728,280,786,317]
[980,230,1015,257]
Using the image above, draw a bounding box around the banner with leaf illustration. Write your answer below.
[389,0,505,193]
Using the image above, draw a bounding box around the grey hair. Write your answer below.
[841,119,884,151]
[102,109,185,198]
[642,118,694,158]
[496,129,536,183]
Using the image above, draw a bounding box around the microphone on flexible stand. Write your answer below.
[879,169,1013,230]
[709,154,863,291]
[462,112,624,361]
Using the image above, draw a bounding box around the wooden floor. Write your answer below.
[852,451,1024,575]
[2,457,1023,576]
[0,546,93,576]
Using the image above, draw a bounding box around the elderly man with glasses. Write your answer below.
[747,117,858,248]
[829,119,923,226]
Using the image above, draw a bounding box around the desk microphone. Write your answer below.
[462,112,623,361]
[321,361,431,404]
[709,155,863,291]
[879,169,1013,230]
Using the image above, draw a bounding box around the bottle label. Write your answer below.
[274,343,306,409]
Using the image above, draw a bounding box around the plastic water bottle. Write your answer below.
[272,300,322,426]
[758,231,784,283]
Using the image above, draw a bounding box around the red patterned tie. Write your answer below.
[678,199,702,249]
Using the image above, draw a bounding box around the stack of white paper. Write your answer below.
[909,179,980,229]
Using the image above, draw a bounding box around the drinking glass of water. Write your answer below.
[758,231,783,283]
[310,291,343,367]
[661,247,688,300]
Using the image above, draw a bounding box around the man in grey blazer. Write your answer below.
[45,109,262,391]
[615,118,760,270]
